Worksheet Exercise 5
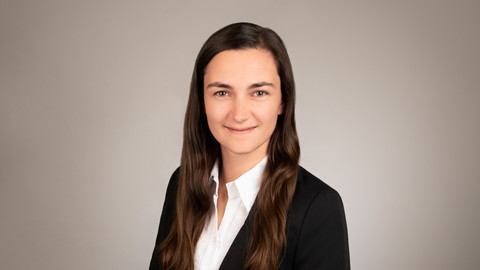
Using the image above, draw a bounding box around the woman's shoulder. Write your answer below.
[290,166,346,221]
[169,167,181,181]
[165,167,181,191]
[295,166,343,201]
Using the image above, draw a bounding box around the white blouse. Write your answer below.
[194,156,267,270]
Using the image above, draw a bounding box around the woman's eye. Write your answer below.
[214,91,228,96]
[254,90,268,96]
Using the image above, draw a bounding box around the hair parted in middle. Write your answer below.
[158,22,300,270]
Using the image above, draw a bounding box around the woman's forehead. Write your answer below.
[204,49,280,87]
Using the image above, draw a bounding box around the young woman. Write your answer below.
[149,22,350,270]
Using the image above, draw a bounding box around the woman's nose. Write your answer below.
[230,98,249,122]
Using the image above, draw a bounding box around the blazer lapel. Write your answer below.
[218,204,256,270]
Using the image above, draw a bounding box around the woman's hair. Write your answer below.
[158,22,300,270]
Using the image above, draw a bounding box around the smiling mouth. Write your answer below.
[225,126,256,134]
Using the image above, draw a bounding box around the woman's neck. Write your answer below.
[219,151,267,184]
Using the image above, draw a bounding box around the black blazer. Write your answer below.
[149,167,350,270]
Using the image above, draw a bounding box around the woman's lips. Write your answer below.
[225,126,256,134]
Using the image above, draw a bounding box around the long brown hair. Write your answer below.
[158,22,300,270]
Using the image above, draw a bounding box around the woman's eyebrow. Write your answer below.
[249,82,274,89]
[206,82,232,89]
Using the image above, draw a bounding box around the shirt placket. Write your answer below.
[211,188,221,268]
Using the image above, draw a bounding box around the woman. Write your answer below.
[150,22,349,270]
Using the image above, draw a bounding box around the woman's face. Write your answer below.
[203,48,283,159]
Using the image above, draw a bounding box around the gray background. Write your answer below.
[1,1,479,269]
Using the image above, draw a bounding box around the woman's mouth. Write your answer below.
[225,126,256,134]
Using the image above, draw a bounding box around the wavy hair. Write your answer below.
[158,22,300,270]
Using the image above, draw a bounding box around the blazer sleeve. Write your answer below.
[293,188,350,270]
[149,168,180,270]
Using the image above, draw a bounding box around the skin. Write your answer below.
[203,48,283,227]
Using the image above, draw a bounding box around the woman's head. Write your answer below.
[184,22,297,164]
[203,48,283,161]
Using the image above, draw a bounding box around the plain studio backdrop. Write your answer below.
[1,1,479,269]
